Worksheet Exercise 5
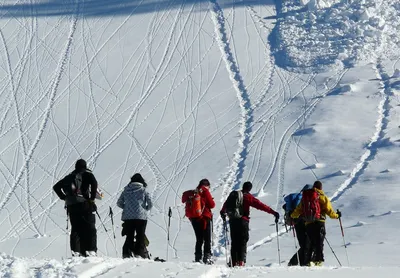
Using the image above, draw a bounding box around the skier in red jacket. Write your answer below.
[220,181,279,267]
[182,179,215,264]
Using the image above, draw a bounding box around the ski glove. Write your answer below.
[337,209,342,218]
[220,211,226,222]
[273,211,280,223]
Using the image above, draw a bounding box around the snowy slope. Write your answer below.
[0,0,400,277]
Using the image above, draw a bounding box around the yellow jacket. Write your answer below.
[291,188,339,225]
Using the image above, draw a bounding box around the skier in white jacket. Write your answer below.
[117,173,153,258]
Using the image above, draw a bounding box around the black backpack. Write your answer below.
[225,190,244,219]
[63,171,88,198]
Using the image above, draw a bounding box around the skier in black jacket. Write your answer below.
[53,159,98,257]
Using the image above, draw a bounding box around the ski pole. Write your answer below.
[211,216,214,247]
[167,207,172,261]
[210,216,214,262]
[275,217,281,266]
[291,222,300,266]
[325,236,342,266]
[338,210,350,266]
[65,206,69,258]
[95,210,108,232]
[224,219,231,267]
[109,206,118,257]
[109,207,116,239]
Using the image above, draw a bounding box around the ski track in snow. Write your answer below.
[78,258,127,278]
[208,0,254,255]
[0,3,79,214]
[247,57,393,251]
[247,69,349,252]
[330,60,392,202]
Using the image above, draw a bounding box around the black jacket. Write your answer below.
[53,169,98,206]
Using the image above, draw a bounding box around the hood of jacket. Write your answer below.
[315,188,325,197]
[125,182,145,192]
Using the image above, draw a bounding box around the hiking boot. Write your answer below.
[194,256,202,263]
[86,251,97,257]
[194,253,202,263]
[307,261,315,267]
[71,251,81,257]
[123,253,133,259]
[237,261,245,267]
[203,253,213,265]
[314,261,323,266]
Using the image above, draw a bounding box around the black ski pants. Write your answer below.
[229,218,249,265]
[122,219,148,258]
[191,217,212,262]
[288,220,307,266]
[68,203,97,257]
[304,221,326,264]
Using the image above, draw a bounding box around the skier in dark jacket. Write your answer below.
[182,178,215,264]
[117,173,153,259]
[53,159,98,257]
[220,181,279,267]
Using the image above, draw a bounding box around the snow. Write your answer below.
[0,0,400,277]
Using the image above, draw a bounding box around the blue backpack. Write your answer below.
[282,192,302,225]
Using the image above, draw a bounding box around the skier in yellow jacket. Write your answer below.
[291,181,341,266]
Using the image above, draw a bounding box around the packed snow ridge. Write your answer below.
[272,0,400,72]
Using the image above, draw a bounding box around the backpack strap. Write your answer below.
[197,188,206,216]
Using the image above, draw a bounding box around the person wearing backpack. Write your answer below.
[220,181,279,267]
[291,181,341,266]
[181,179,215,264]
[117,173,153,259]
[283,184,320,266]
[53,159,98,257]
[282,190,307,266]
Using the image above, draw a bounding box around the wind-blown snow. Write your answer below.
[272,0,400,72]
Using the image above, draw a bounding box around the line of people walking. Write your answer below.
[53,159,342,267]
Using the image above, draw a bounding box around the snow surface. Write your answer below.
[0,0,400,277]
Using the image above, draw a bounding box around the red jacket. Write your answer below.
[221,191,275,222]
[197,185,215,219]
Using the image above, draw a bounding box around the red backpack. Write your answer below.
[301,189,321,222]
[182,189,203,218]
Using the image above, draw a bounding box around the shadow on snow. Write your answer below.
[0,0,274,17]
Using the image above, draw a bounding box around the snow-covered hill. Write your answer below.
[0,0,399,277]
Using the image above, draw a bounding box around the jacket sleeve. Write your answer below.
[220,201,227,214]
[249,195,275,214]
[322,195,339,219]
[203,188,215,209]
[53,178,66,200]
[89,173,98,200]
[145,191,153,211]
[117,190,125,209]
[182,191,189,203]
[291,202,303,219]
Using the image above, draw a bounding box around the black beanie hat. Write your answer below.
[75,159,87,170]
[199,179,210,186]
[313,181,322,190]
[243,181,252,192]
[131,173,147,186]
